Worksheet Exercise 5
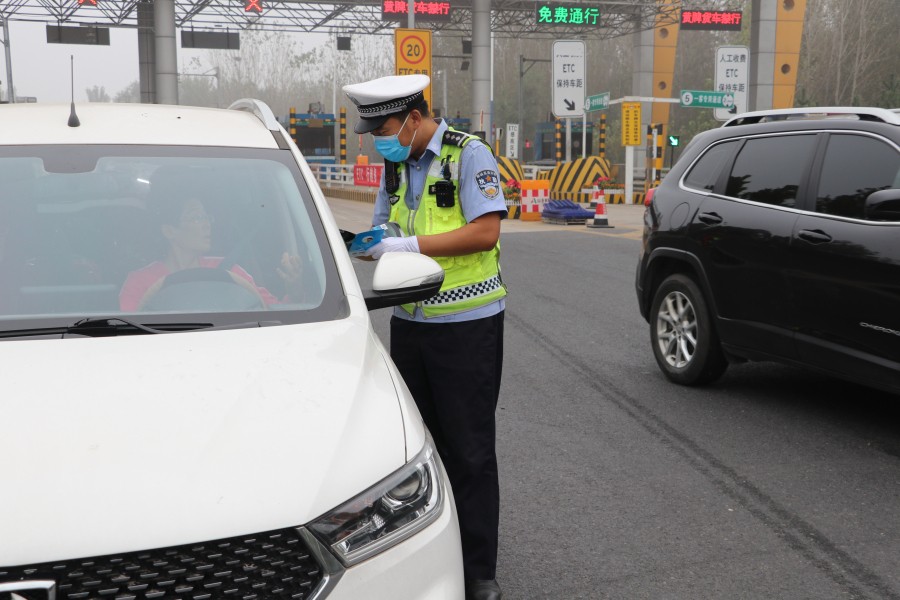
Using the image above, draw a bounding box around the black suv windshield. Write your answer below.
[0,145,345,329]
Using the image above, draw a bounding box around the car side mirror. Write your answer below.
[864,188,900,222]
[364,253,444,311]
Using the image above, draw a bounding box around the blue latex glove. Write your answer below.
[365,236,420,259]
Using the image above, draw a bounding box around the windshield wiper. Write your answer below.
[70,317,173,335]
[0,318,282,339]
[0,318,210,339]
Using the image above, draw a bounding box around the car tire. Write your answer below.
[650,274,728,386]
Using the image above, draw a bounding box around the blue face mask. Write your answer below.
[373,113,417,162]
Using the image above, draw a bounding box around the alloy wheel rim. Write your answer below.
[656,291,698,368]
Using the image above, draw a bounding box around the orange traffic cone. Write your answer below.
[587,188,614,228]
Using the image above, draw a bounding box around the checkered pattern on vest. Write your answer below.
[422,275,503,306]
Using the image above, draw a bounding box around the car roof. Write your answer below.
[723,106,900,127]
[0,102,282,148]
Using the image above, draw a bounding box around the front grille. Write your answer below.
[0,527,325,600]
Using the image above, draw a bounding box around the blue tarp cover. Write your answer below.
[541,200,594,219]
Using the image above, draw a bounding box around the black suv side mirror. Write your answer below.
[864,189,900,222]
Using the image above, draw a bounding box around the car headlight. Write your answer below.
[307,437,445,566]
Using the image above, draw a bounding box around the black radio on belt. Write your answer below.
[429,162,456,208]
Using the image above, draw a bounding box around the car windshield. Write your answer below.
[0,145,345,329]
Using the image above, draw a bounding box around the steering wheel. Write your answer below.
[141,267,266,312]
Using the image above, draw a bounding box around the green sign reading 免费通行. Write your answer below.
[536,3,602,26]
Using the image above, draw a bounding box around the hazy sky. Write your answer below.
[0,20,325,104]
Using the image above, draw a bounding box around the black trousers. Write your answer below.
[390,311,504,581]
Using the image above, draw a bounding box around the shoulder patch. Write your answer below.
[475,169,501,199]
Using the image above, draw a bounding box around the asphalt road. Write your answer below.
[326,196,900,600]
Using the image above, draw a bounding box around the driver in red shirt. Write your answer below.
[119,195,302,312]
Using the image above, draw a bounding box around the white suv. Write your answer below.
[0,100,463,599]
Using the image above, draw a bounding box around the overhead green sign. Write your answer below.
[536,3,601,26]
[680,90,735,109]
[584,92,609,112]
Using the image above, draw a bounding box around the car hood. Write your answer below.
[0,314,411,566]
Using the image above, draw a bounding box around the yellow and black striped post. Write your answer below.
[653,123,664,187]
[555,119,562,167]
[339,107,347,165]
[598,113,606,158]
[289,107,297,147]
[645,124,654,191]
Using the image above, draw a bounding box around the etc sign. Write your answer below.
[715,46,749,120]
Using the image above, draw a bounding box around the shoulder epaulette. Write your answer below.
[442,128,495,156]
[442,129,472,148]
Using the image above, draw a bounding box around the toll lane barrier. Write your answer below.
[520,180,549,221]
[548,156,613,194]
[496,156,524,185]
[505,195,521,220]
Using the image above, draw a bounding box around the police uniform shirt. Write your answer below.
[373,119,507,323]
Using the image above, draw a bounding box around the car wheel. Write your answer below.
[650,274,727,385]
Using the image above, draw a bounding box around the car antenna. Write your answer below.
[67,55,80,128]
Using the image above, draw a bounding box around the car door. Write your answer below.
[687,133,819,359]
[790,132,900,389]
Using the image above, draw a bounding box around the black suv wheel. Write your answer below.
[650,274,728,385]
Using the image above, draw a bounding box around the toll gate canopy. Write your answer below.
[0,0,680,38]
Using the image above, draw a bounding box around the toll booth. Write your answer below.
[285,110,337,164]
[533,121,594,162]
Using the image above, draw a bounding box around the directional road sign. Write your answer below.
[680,90,735,109]
[584,92,609,112]
[506,123,519,159]
[715,45,749,120]
[552,40,585,118]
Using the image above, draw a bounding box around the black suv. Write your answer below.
[636,107,900,394]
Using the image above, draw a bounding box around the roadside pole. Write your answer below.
[1,18,15,103]
[582,113,586,159]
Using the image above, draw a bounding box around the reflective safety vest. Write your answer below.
[388,127,506,317]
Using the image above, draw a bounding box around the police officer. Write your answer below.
[344,74,506,600]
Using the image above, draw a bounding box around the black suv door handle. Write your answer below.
[797,229,833,244]
[698,212,723,225]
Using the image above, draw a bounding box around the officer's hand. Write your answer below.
[365,236,420,260]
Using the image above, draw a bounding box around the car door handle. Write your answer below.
[698,212,723,225]
[797,229,833,244]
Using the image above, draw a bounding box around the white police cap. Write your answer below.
[343,74,430,134]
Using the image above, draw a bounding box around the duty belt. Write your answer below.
[422,275,503,306]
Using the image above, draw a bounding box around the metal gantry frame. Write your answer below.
[0,0,684,38]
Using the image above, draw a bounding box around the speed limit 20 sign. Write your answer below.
[395,28,433,110]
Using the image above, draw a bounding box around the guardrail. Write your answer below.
[310,163,356,186]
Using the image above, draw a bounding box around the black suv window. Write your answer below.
[725,135,817,207]
[683,140,739,191]
[815,134,900,220]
